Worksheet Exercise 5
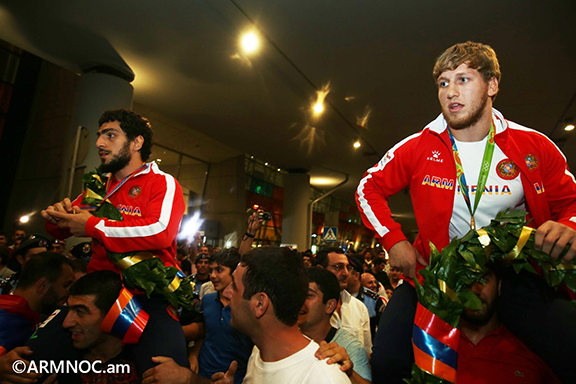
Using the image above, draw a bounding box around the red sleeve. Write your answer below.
[84,174,185,253]
[541,138,576,230]
[356,132,420,251]
[44,194,84,239]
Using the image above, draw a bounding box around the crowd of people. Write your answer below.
[1,40,575,383]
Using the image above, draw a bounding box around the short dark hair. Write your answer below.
[306,267,340,304]
[98,109,153,161]
[17,252,73,289]
[314,247,345,268]
[373,257,385,266]
[209,248,241,273]
[70,259,88,274]
[69,271,123,314]
[241,247,307,326]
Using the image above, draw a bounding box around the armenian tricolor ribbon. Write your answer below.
[100,288,149,344]
[412,303,459,383]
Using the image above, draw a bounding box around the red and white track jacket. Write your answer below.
[356,109,576,271]
[47,162,185,273]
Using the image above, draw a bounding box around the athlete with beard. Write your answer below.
[38,109,188,378]
[456,267,559,383]
[357,42,576,383]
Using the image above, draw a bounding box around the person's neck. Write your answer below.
[15,288,41,314]
[218,290,229,306]
[346,281,361,296]
[85,335,123,362]
[460,315,500,345]
[301,320,333,345]
[197,272,209,281]
[449,107,493,142]
[255,324,310,362]
[113,157,145,180]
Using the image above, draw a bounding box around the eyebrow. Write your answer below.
[96,127,120,137]
[69,304,91,313]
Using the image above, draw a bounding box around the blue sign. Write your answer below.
[323,227,338,242]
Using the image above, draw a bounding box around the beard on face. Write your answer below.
[100,141,132,174]
[41,287,63,316]
[443,92,489,130]
[461,296,498,326]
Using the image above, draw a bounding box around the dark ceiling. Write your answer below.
[1,0,575,234]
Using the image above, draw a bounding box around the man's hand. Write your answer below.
[142,356,194,384]
[246,210,264,236]
[211,360,237,384]
[388,240,427,279]
[41,198,75,225]
[535,221,576,263]
[188,354,199,374]
[315,341,353,376]
[42,207,91,237]
[0,346,42,384]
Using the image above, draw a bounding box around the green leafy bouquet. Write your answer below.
[409,209,575,383]
[81,170,199,311]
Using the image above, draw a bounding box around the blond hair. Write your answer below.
[433,41,501,84]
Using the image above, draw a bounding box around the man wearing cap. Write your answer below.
[69,242,92,261]
[50,239,66,254]
[1,234,52,294]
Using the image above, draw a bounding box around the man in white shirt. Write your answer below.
[314,248,372,355]
[220,246,351,384]
[142,247,351,384]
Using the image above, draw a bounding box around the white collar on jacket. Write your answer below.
[426,108,509,136]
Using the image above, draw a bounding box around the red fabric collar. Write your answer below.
[0,295,41,324]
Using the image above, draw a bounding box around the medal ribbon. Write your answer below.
[448,122,495,230]
[79,164,148,211]
[104,163,148,201]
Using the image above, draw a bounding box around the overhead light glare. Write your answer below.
[565,124,575,131]
[19,215,30,224]
[312,83,330,116]
[353,141,361,148]
[240,31,260,55]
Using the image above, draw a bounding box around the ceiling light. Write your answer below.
[353,141,361,148]
[564,118,574,131]
[312,84,330,116]
[240,31,260,55]
[277,168,281,172]
[566,125,575,131]
[264,162,268,166]
[19,215,29,224]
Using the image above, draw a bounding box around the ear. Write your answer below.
[131,135,144,152]
[252,293,270,319]
[487,77,499,98]
[16,254,25,266]
[325,298,337,315]
[36,277,50,294]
